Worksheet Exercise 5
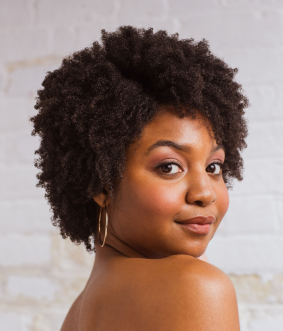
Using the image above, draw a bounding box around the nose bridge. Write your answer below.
[186,167,216,206]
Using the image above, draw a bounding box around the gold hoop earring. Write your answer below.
[98,203,108,247]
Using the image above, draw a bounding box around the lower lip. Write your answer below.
[179,223,211,234]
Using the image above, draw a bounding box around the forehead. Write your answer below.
[129,106,217,155]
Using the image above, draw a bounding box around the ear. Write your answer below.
[93,187,109,207]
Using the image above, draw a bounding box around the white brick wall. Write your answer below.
[0,234,51,266]
[0,312,32,331]
[7,276,59,301]
[0,0,282,329]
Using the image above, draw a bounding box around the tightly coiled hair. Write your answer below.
[30,26,248,251]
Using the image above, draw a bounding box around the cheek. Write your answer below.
[142,184,181,219]
[216,182,229,220]
[124,175,183,225]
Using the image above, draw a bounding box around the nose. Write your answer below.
[185,170,217,207]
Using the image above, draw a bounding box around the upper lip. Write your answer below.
[176,216,216,225]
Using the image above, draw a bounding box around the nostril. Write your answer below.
[189,189,217,207]
[185,176,217,206]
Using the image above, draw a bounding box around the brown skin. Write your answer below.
[61,106,240,331]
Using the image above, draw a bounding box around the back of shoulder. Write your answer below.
[157,255,240,331]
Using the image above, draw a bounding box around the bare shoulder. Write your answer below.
[145,254,240,331]
[70,256,239,331]
[61,292,83,331]
[164,253,235,285]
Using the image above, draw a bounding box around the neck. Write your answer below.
[94,230,147,265]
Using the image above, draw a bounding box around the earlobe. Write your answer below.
[93,188,108,207]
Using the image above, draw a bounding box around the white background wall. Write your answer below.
[0,0,282,330]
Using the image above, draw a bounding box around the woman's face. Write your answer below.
[107,106,229,259]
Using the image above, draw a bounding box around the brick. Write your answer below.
[217,196,278,236]
[218,0,283,14]
[36,0,81,26]
[118,0,167,21]
[0,135,6,164]
[246,305,283,319]
[7,276,59,301]
[129,18,178,35]
[90,19,178,43]
[0,199,53,234]
[0,312,32,331]
[206,236,283,274]
[239,321,249,331]
[244,84,279,120]
[0,28,49,63]
[244,120,283,158]
[229,158,283,196]
[273,83,283,119]
[219,48,283,85]
[238,305,253,331]
[250,317,283,331]
[80,0,117,22]
[0,234,51,266]
[0,273,4,298]
[0,165,44,200]
[239,308,250,331]
[31,312,66,331]
[0,71,5,94]
[3,131,40,166]
[76,26,103,50]
[275,197,283,234]
[240,0,283,9]
[7,62,60,98]
[230,274,283,304]
[178,11,283,49]
[0,0,31,29]
[55,237,94,272]
[222,0,281,6]
[52,27,77,56]
[0,98,35,133]
[168,0,221,17]
[238,306,283,331]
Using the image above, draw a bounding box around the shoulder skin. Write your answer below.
[150,254,240,331]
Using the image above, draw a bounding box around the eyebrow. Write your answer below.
[145,140,224,155]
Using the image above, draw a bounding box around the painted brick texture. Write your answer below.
[0,0,282,329]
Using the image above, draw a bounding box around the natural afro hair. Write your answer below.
[30,26,249,252]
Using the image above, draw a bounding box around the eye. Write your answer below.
[156,162,183,175]
[206,162,223,175]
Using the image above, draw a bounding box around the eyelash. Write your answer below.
[156,161,224,177]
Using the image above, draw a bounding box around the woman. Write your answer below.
[30,26,248,330]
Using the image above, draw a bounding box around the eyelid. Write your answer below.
[206,161,224,175]
[208,161,224,166]
[156,159,183,167]
[155,159,224,177]
[155,161,183,176]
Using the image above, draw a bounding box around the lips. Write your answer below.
[175,216,216,235]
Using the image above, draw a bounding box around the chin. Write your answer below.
[182,244,208,259]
